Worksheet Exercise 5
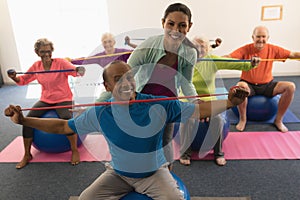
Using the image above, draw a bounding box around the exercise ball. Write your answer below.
[32,110,85,153]
[120,172,190,200]
[232,95,278,121]
[191,111,229,151]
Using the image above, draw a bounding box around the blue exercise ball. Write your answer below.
[232,95,278,121]
[120,172,190,200]
[32,110,85,153]
[191,111,229,151]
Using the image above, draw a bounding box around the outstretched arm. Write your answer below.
[191,86,249,119]
[4,105,74,134]
[7,69,20,83]
[289,51,300,59]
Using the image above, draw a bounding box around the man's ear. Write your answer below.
[104,82,111,92]
[161,18,165,28]
[187,22,193,32]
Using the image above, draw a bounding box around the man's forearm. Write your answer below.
[22,117,73,134]
[192,99,234,119]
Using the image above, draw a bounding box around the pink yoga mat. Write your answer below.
[0,135,110,163]
[1,132,300,163]
[173,131,300,160]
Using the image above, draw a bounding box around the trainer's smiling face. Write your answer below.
[162,11,192,50]
[104,62,136,101]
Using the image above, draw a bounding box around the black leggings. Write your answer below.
[23,101,74,138]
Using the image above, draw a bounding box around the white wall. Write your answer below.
[0,0,21,84]
[107,0,300,77]
[0,0,109,84]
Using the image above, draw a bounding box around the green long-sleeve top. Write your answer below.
[193,54,254,101]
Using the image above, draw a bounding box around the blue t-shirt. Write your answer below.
[68,93,195,178]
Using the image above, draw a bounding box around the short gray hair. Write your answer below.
[34,38,54,55]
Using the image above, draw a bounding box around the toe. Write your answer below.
[215,157,226,166]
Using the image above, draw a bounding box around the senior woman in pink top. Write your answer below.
[7,38,85,169]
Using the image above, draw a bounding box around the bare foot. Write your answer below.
[215,157,226,166]
[16,154,33,169]
[71,150,80,165]
[236,120,246,131]
[179,158,191,166]
[274,121,288,133]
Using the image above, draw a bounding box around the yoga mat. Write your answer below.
[1,131,300,163]
[0,135,110,163]
[174,131,300,160]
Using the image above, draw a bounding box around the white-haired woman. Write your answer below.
[179,36,260,166]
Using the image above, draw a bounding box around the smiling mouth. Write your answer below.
[122,90,132,93]
[170,34,181,40]
[120,88,133,94]
[168,31,183,40]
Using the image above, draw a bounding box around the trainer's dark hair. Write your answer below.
[162,3,192,24]
[162,3,199,57]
